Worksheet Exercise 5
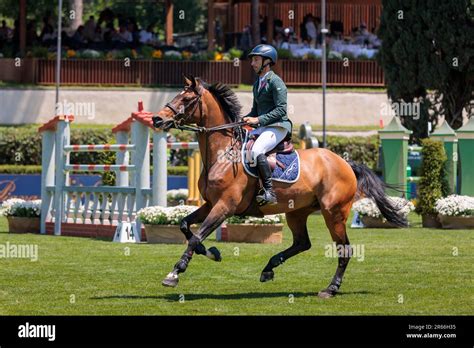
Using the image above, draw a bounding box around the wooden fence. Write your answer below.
[0,58,384,87]
[36,59,242,86]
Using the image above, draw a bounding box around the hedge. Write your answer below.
[0,126,379,176]
[0,164,190,177]
[416,139,449,216]
[325,135,379,169]
[0,125,197,166]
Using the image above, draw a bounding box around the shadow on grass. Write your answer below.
[91,290,374,301]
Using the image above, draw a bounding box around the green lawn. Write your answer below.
[0,214,472,315]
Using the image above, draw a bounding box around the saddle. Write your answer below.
[244,131,294,171]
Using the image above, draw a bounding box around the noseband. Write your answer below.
[164,86,204,129]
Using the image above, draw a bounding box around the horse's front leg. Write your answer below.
[180,202,221,262]
[162,202,233,287]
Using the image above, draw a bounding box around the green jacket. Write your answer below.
[245,70,293,136]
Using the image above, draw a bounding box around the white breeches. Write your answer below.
[250,126,288,162]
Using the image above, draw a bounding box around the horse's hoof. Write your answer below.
[162,272,179,287]
[317,289,336,299]
[260,271,274,282]
[207,246,222,262]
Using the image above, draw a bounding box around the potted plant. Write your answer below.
[137,205,198,244]
[435,195,474,229]
[352,197,414,228]
[416,139,449,227]
[1,198,41,233]
[220,214,285,244]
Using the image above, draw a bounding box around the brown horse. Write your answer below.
[152,74,406,298]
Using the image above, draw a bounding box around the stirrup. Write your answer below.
[256,188,277,206]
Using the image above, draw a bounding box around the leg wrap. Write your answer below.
[180,220,193,239]
[174,253,192,274]
[270,253,285,267]
[195,243,206,256]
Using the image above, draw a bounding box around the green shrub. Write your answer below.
[416,139,447,216]
[0,164,190,177]
[30,46,49,58]
[276,48,292,59]
[166,166,188,176]
[0,126,43,165]
[140,45,154,59]
[328,51,343,60]
[0,165,41,174]
[325,135,380,170]
[341,51,356,60]
[228,47,243,59]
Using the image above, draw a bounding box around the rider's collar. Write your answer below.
[259,70,272,82]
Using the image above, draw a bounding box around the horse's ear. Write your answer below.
[183,73,196,88]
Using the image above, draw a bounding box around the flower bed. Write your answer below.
[435,195,474,229]
[137,205,198,244]
[352,197,414,228]
[220,214,285,244]
[1,198,41,233]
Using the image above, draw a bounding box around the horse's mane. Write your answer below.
[199,79,242,122]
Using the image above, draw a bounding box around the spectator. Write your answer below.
[102,22,116,48]
[71,25,87,49]
[113,24,132,48]
[314,17,322,45]
[300,14,310,43]
[39,13,53,41]
[0,20,12,41]
[273,18,283,37]
[127,18,140,45]
[239,25,252,53]
[330,20,344,39]
[91,24,103,42]
[26,20,39,46]
[215,18,224,47]
[305,15,317,48]
[273,31,289,49]
[83,16,96,42]
[139,24,155,45]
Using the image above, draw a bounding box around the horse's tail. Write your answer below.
[348,161,408,228]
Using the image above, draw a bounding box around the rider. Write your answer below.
[243,44,293,206]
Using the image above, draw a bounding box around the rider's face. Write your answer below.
[251,56,263,73]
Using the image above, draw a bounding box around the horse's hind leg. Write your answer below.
[260,207,314,282]
[318,202,352,298]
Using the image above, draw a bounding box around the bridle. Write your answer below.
[158,85,246,134]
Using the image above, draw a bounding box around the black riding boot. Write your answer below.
[255,154,277,206]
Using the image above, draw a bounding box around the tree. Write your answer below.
[251,0,260,46]
[378,0,473,141]
[419,0,474,130]
[378,0,435,142]
[68,0,83,31]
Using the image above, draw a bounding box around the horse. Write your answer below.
[152,74,407,298]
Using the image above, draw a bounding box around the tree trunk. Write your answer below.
[251,0,260,46]
[69,0,83,32]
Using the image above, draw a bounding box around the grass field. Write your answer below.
[0,214,472,315]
